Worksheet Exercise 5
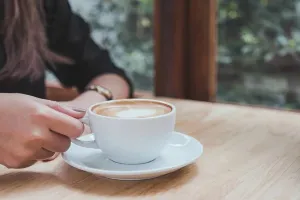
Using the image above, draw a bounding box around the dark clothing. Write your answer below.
[0,0,133,98]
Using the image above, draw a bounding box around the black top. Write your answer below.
[0,0,133,98]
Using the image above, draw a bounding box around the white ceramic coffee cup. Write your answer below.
[72,99,176,165]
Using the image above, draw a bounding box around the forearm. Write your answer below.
[66,74,130,109]
[87,73,130,99]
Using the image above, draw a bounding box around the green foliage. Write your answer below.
[217,0,300,109]
[218,0,300,68]
[86,0,154,90]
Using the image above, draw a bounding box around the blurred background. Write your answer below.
[47,0,154,92]
[47,0,300,109]
[218,0,300,109]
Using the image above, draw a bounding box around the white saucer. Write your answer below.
[62,132,203,180]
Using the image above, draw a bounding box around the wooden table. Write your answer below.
[1,98,300,199]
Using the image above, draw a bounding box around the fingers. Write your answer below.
[33,98,85,138]
[17,160,37,169]
[6,160,37,169]
[49,103,85,119]
[43,131,71,153]
[42,153,60,162]
[41,108,84,139]
[35,148,55,160]
[40,99,85,119]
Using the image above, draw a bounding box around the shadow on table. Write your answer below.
[0,162,198,197]
[58,163,198,197]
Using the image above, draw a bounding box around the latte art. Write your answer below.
[92,101,172,118]
[115,108,157,118]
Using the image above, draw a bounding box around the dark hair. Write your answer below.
[0,0,71,80]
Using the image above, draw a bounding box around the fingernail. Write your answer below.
[71,107,86,113]
[62,104,86,113]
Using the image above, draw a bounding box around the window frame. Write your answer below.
[154,0,217,101]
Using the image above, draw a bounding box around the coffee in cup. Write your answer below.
[72,99,176,165]
[92,100,172,118]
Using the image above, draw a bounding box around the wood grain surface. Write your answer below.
[1,98,300,199]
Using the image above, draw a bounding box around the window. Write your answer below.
[218,0,300,109]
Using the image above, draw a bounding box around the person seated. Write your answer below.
[0,0,133,168]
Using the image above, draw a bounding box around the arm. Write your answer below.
[69,73,130,109]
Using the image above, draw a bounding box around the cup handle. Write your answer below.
[71,114,98,149]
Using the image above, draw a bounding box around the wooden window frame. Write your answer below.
[154,0,217,102]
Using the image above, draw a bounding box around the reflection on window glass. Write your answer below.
[218,0,300,109]
[48,0,154,91]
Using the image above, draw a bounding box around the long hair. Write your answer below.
[1,0,71,80]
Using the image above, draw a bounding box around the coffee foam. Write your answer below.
[92,100,172,118]
[115,108,157,118]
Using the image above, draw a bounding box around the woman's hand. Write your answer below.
[0,93,84,168]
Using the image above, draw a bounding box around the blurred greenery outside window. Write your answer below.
[218,0,300,109]
[47,0,154,91]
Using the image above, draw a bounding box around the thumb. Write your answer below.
[37,99,85,119]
